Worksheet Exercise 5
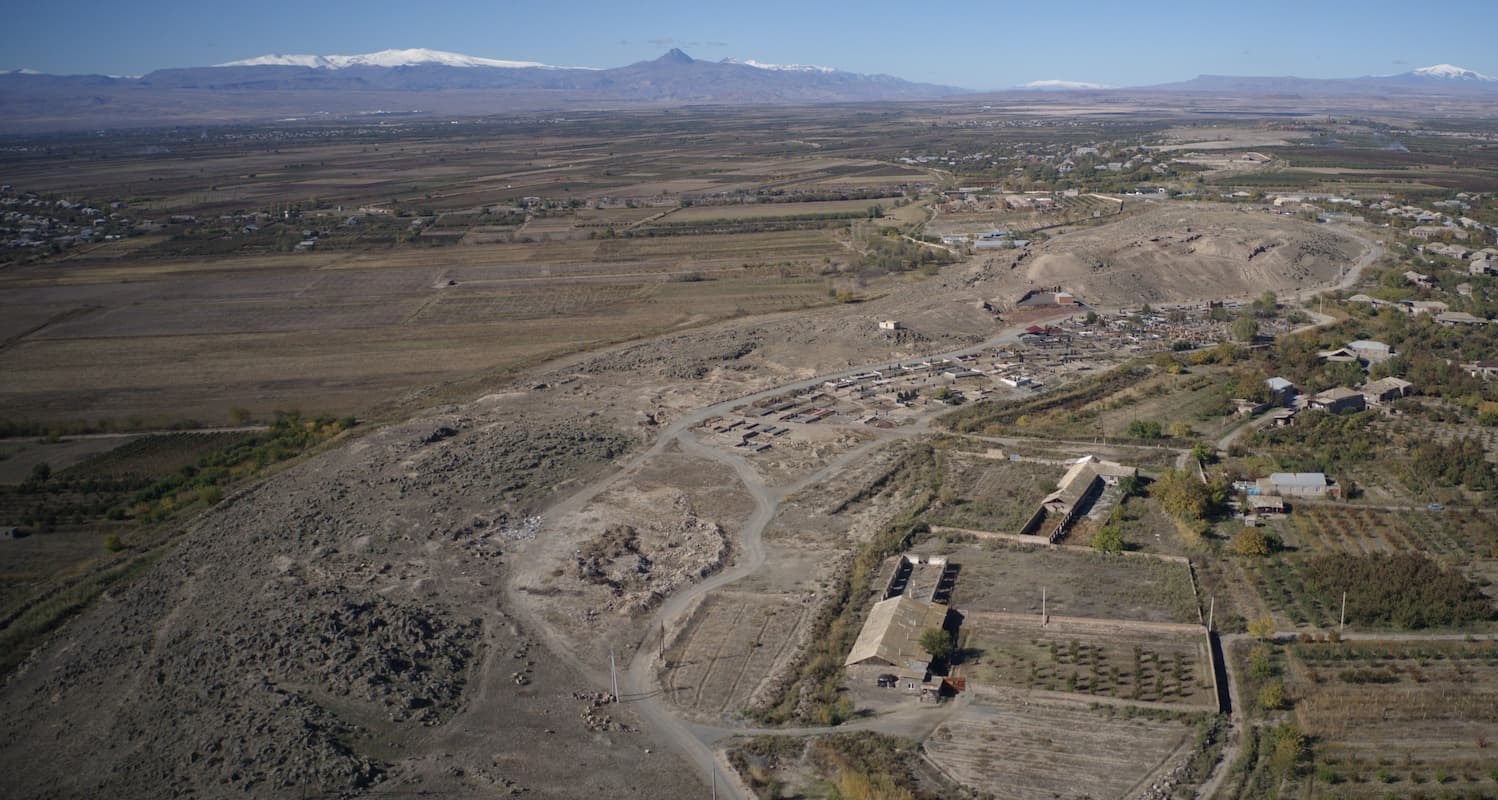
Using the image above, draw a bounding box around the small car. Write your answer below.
[876,674,899,688]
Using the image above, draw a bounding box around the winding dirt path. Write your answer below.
[504,223,1388,799]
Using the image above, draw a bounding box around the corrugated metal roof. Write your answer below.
[1269,472,1326,487]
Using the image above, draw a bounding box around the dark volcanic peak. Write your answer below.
[656,48,695,65]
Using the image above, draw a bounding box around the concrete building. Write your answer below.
[1437,311,1489,326]
[845,595,951,684]
[1265,377,1296,404]
[1309,387,1367,415]
[1361,377,1414,405]
[1025,455,1137,542]
[1463,360,1498,380]
[1347,340,1393,364]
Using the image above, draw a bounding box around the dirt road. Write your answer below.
[505,224,1388,798]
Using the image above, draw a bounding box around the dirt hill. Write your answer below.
[1020,205,1365,305]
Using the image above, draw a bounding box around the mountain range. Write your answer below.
[1,49,1496,133]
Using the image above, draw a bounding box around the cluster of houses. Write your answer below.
[1419,242,1498,276]
[1244,341,1418,433]
[1345,294,1494,326]
[1,193,136,250]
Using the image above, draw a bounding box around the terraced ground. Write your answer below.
[660,591,807,717]
[925,696,1201,799]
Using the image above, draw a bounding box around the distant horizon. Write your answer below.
[6,0,1498,90]
[5,46,1495,93]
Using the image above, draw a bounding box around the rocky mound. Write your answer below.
[0,413,653,798]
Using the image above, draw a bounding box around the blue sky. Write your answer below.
[6,0,1498,88]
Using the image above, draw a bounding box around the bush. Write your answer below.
[1248,616,1277,640]
[1230,528,1278,556]
[103,534,124,553]
[1127,419,1163,439]
[1259,682,1287,710]
[1091,524,1126,553]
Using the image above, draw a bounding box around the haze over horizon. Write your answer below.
[6,0,1498,90]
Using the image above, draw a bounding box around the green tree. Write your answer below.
[1127,419,1162,439]
[1248,615,1277,640]
[1259,682,1287,710]
[1092,525,1125,553]
[1269,722,1307,776]
[919,628,953,665]
[1232,314,1259,342]
[29,462,51,483]
[1153,468,1222,519]
[1231,527,1275,556]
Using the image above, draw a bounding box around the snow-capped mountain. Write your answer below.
[1020,79,1111,90]
[217,48,594,71]
[720,57,836,74]
[1405,63,1495,81]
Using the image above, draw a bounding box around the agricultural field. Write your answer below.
[659,198,898,223]
[0,436,133,485]
[924,698,1206,800]
[910,540,1200,624]
[0,422,344,636]
[1241,504,1498,630]
[957,613,1216,708]
[0,110,941,429]
[727,731,954,800]
[1380,415,1498,463]
[659,591,807,719]
[924,453,1063,533]
[1236,640,1498,794]
[998,367,1239,443]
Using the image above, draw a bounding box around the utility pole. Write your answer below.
[711,767,717,800]
[1340,591,1347,635]
[1208,596,1215,632]
[610,648,619,701]
[1042,586,1047,626]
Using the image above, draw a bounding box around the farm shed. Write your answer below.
[1246,495,1286,514]
[1258,472,1339,499]
[845,595,950,680]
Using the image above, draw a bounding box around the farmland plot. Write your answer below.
[660,591,807,717]
[958,613,1215,708]
[1253,506,1498,628]
[925,454,1063,533]
[925,697,1200,800]
[1287,641,1498,790]
[916,541,1199,624]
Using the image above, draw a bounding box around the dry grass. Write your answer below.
[925,698,1199,799]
